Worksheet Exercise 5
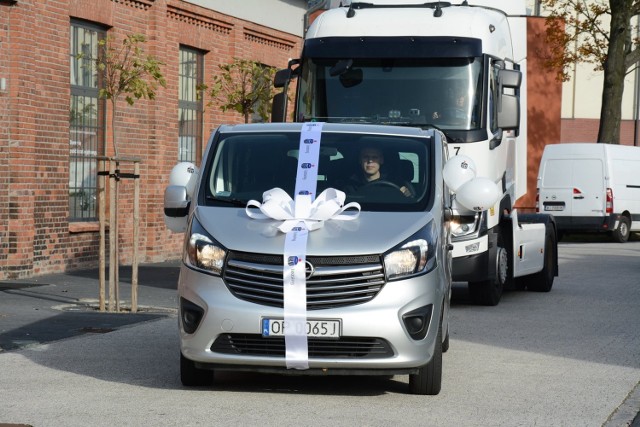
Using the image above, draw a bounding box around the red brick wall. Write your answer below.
[0,0,302,279]
[561,118,639,147]
[517,17,563,211]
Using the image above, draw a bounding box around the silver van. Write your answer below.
[165,122,455,395]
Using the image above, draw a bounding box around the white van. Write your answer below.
[537,143,640,242]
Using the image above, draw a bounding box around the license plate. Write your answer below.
[261,318,341,339]
[544,205,565,211]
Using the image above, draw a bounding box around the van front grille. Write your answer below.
[223,251,385,310]
[211,334,394,358]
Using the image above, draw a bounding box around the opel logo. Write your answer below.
[305,261,315,279]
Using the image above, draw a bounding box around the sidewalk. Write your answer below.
[0,260,181,352]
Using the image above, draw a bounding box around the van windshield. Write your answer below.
[202,131,434,212]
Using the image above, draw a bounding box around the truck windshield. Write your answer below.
[296,57,483,131]
[203,131,434,212]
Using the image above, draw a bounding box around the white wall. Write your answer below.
[532,2,640,122]
[183,0,308,36]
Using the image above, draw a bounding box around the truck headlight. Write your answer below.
[384,222,438,280]
[184,217,227,275]
[451,213,481,238]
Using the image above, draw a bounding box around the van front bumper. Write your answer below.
[177,264,446,373]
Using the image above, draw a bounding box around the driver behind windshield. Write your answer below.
[345,147,413,197]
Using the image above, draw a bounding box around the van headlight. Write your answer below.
[184,216,227,275]
[384,221,438,281]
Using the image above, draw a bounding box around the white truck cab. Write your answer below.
[272,0,558,305]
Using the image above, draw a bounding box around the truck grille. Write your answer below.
[223,251,385,310]
[211,334,394,359]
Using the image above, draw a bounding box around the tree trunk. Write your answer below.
[112,99,119,157]
[597,0,633,144]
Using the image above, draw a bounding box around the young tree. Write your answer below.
[206,58,276,123]
[542,0,640,144]
[81,33,166,312]
[95,33,167,157]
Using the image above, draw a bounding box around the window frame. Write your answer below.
[178,46,205,164]
[69,19,106,222]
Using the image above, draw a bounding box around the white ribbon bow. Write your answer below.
[246,187,361,232]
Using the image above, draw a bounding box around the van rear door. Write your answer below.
[569,158,605,219]
[539,158,605,223]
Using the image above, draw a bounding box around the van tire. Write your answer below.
[612,216,630,243]
[181,353,214,387]
[523,225,556,292]
[409,321,443,395]
[442,324,450,353]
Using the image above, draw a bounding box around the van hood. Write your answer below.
[193,207,435,256]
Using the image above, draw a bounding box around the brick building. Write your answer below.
[0,0,305,280]
[0,0,633,280]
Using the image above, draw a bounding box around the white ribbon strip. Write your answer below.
[245,123,360,370]
[245,187,361,233]
[283,224,309,369]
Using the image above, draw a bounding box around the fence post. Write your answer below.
[132,161,140,313]
[98,158,106,312]
[108,159,116,312]
[114,161,120,312]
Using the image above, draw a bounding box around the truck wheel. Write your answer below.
[612,216,630,243]
[181,353,214,387]
[409,321,442,395]
[468,245,507,306]
[524,225,556,292]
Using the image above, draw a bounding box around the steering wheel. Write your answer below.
[441,107,467,119]
[362,179,405,192]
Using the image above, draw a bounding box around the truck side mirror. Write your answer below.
[273,68,291,88]
[498,69,521,89]
[497,94,519,130]
[496,68,522,131]
[271,91,287,123]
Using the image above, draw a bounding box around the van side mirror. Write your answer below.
[164,185,190,232]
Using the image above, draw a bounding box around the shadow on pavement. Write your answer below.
[0,308,168,352]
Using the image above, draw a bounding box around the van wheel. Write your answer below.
[442,323,450,353]
[181,353,214,387]
[612,216,630,243]
[524,225,556,292]
[409,321,443,395]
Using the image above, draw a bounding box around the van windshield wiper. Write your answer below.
[206,195,247,207]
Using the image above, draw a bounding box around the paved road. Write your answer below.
[0,238,639,426]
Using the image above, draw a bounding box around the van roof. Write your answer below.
[217,122,437,139]
[542,142,640,156]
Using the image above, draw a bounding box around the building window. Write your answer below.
[69,21,105,221]
[178,46,204,163]
[251,63,276,124]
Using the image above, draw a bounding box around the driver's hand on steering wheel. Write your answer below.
[400,185,412,197]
